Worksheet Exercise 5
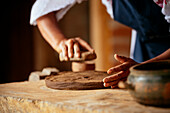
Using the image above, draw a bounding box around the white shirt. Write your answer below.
[30,0,170,25]
[30,0,113,25]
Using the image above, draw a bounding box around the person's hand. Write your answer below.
[56,37,94,61]
[103,54,138,88]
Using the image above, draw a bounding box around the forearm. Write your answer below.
[143,48,170,64]
[37,12,66,52]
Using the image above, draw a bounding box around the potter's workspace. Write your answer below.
[1,60,170,112]
[1,0,170,113]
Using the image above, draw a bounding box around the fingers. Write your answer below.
[104,80,119,87]
[114,54,132,63]
[111,77,127,89]
[104,71,123,83]
[107,54,138,75]
[107,62,131,74]
[74,42,81,58]
[60,41,69,61]
[111,85,118,89]
[75,37,94,52]
[104,77,127,88]
[66,39,74,58]
[104,70,129,83]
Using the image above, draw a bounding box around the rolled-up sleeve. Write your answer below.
[154,0,170,23]
[101,0,113,19]
[30,0,86,26]
[162,0,170,23]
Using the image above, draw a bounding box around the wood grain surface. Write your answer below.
[0,81,170,113]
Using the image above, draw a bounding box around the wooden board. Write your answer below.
[1,81,170,113]
[45,71,108,90]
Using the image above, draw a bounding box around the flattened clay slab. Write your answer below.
[59,51,97,62]
[45,71,109,90]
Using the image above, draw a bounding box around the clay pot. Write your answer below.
[120,60,170,107]
[72,61,95,72]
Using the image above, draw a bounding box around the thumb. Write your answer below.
[114,54,131,63]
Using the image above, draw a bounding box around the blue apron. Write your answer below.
[112,0,170,62]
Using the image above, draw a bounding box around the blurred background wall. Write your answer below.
[1,0,35,83]
[1,0,131,83]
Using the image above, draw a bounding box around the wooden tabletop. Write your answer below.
[0,80,170,113]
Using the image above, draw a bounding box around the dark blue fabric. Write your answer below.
[112,0,170,62]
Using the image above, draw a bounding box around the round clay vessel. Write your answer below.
[72,61,95,72]
[127,60,170,107]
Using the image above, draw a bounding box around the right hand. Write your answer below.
[103,54,138,88]
[56,37,94,61]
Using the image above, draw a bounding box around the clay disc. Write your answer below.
[45,71,109,90]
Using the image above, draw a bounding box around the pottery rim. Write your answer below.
[129,60,170,76]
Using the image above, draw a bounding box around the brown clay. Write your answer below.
[45,71,109,90]
[72,61,95,72]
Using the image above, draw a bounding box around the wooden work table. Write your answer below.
[0,80,170,113]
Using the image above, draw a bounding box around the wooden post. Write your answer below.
[89,0,131,71]
[90,0,114,71]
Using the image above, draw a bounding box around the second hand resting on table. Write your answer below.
[36,12,170,89]
[104,49,170,88]
[103,54,138,88]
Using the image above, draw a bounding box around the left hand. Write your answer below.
[103,54,138,88]
[56,37,94,61]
